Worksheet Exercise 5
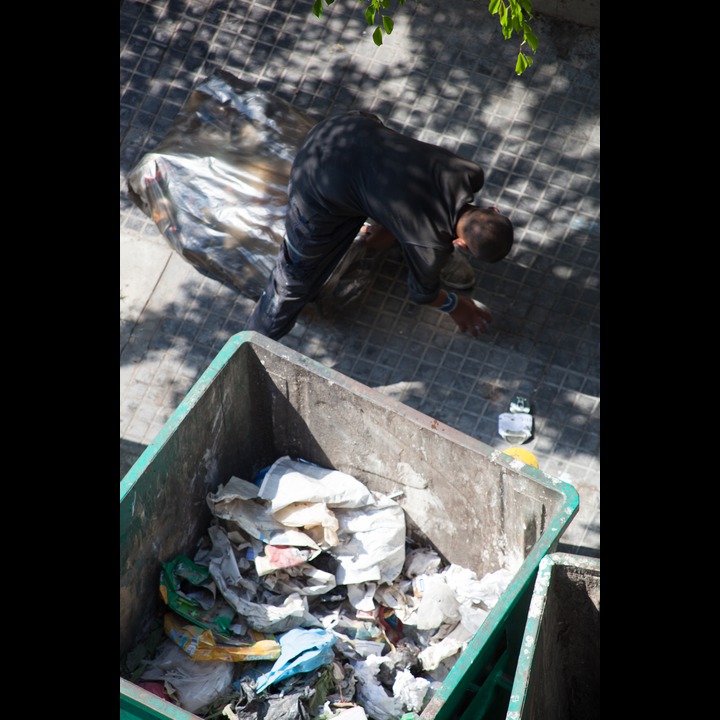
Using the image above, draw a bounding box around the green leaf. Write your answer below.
[500,7,513,40]
[310,0,540,77]
[515,51,533,75]
[525,27,538,52]
[519,0,533,14]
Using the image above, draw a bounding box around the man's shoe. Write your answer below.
[440,252,476,290]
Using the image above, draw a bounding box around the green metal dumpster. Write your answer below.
[120,332,579,720]
[505,552,600,720]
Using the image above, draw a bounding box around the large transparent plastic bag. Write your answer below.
[127,70,320,299]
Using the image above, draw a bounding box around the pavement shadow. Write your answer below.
[121,437,147,481]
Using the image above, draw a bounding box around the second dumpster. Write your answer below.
[505,552,600,720]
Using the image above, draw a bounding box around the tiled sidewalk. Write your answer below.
[120,0,599,556]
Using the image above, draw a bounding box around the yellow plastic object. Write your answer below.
[503,447,539,468]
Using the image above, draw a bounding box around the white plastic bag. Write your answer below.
[140,640,234,713]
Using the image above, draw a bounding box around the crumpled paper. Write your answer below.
[215,456,406,586]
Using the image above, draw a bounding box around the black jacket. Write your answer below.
[288,111,485,303]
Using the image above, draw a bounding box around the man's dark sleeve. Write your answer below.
[402,242,452,305]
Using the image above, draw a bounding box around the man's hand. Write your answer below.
[449,295,493,338]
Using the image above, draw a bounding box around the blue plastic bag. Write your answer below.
[254,627,336,693]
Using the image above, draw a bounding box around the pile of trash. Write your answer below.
[127,456,513,719]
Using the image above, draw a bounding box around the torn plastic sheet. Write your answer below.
[415,601,490,672]
[412,574,461,631]
[417,633,468,672]
[227,661,334,720]
[443,565,514,608]
[255,627,337,693]
[352,654,407,720]
[392,669,431,713]
[141,639,235,714]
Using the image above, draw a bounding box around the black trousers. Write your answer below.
[246,196,366,340]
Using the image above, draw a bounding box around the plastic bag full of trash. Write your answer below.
[126,68,382,311]
[127,69,317,299]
